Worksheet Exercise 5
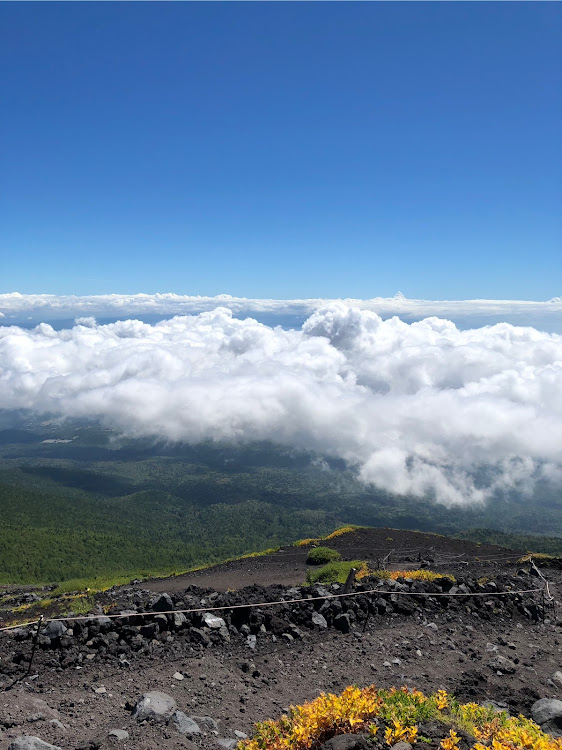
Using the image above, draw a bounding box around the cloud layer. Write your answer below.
[1,292,562,331]
[1,304,561,506]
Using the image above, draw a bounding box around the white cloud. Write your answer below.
[1,303,561,506]
[0,291,561,331]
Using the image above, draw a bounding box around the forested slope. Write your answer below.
[0,421,560,583]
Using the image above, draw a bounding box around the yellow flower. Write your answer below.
[436,690,449,711]
[440,729,460,750]
[239,685,562,750]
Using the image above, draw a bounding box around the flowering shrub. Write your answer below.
[244,686,382,750]
[239,686,562,750]
[440,729,460,750]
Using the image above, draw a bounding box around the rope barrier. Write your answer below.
[0,583,546,633]
[528,556,555,603]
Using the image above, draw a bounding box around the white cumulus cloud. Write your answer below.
[1,303,561,506]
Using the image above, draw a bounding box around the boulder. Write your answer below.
[192,716,220,733]
[133,691,177,722]
[108,729,129,741]
[151,593,174,612]
[8,739,62,750]
[173,712,201,735]
[140,622,159,639]
[319,734,372,750]
[172,612,187,629]
[190,627,211,646]
[202,612,226,629]
[488,655,517,674]
[395,599,416,615]
[0,693,60,726]
[218,625,231,642]
[117,610,138,626]
[531,698,562,734]
[41,621,67,640]
[153,613,168,632]
[311,611,328,629]
[334,613,351,633]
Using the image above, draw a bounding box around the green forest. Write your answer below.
[0,419,561,584]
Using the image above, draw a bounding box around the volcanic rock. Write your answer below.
[173,712,202,734]
[531,698,562,736]
[319,734,372,750]
[8,739,62,750]
[133,690,177,722]
[107,729,129,741]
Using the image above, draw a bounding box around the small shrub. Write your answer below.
[306,560,369,585]
[61,594,94,616]
[369,569,454,583]
[306,547,341,565]
[519,552,555,563]
[52,575,136,596]
[239,685,562,750]
[370,569,391,579]
[294,538,319,547]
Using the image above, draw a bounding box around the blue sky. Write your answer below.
[1,2,560,301]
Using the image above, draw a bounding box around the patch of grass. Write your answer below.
[296,526,365,547]
[60,594,94,616]
[306,547,341,565]
[294,538,319,547]
[519,552,555,563]
[10,601,36,614]
[51,546,283,596]
[306,560,369,585]
[240,547,280,560]
[368,569,455,583]
[395,569,454,583]
[323,525,364,540]
[52,575,137,596]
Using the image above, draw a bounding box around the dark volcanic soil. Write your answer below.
[1,528,561,750]
[134,528,525,593]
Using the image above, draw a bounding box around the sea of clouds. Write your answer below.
[1,291,562,331]
[1,300,561,506]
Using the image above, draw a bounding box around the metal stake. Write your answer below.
[24,615,44,679]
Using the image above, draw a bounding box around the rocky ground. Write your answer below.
[1,529,561,750]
